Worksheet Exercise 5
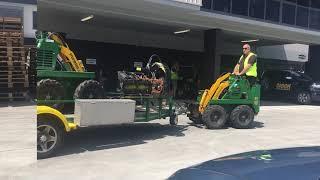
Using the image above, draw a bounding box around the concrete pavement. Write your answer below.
[0,102,36,179]
[1,101,320,180]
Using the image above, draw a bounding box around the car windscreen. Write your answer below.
[291,72,313,81]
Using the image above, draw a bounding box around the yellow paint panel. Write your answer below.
[37,106,71,132]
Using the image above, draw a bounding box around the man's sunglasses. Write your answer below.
[243,48,248,50]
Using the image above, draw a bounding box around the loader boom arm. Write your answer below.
[199,73,231,113]
[49,33,85,72]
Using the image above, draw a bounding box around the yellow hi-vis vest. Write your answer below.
[240,52,257,77]
[171,70,179,80]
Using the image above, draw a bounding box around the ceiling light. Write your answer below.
[174,29,191,34]
[81,15,94,22]
[241,39,259,43]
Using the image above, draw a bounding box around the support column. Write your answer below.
[306,45,320,81]
[200,29,221,88]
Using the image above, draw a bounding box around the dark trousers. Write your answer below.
[246,76,257,86]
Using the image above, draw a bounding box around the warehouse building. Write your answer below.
[37,0,320,92]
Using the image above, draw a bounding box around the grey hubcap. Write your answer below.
[298,93,309,103]
[37,125,58,153]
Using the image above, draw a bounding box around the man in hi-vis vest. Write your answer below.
[233,43,257,86]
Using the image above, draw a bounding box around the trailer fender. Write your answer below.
[37,106,71,132]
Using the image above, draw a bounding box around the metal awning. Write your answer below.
[38,0,320,45]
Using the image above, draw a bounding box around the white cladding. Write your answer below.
[257,44,309,62]
[0,1,37,38]
[172,0,202,6]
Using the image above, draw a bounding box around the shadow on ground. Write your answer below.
[261,99,320,107]
[52,123,188,158]
[188,121,264,130]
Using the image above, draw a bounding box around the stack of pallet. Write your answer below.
[0,17,28,101]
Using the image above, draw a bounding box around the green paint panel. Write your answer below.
[37,70,95,79]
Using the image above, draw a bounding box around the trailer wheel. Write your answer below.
[230,105,254,129]
[202,105,227,129]
[37,115,64,159]
[170,114,178,125]
[37,79,65,110]
[74,80,104,99]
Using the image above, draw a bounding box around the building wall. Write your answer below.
[40,21,204,52]
[0,1,37,38]
[65,39,203,91]
[22,4,36,38]
[202,0,320,32]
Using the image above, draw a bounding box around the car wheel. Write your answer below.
[297,91,311,105]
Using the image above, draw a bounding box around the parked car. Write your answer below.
[260,70,320,104]
[168,146,320,180]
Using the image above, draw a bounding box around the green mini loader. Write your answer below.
[36,31,104,110]
[188,73,260,129]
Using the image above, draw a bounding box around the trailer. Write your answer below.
[37,95,178,159]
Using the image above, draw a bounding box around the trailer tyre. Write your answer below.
[37,116,64,159]
[37,79,65,110]
[202,105,227,129]
[74,80,104,99]
[170,114,178,125]
[230,105,254,129]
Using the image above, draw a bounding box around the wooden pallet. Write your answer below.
[0,17,22,24]
[0,46,25,50]
[0,81,29,88]
[0,37,23,45]
[0,50,25,57]
[0,86,29,92]
[0,36,23,40]
[0,17,22,32]
[0,56,26,61]
[0,65,27,72]
[0,75,28,83]
[0,25,22,32]
[0,92,27,101]
[0,73,27,79]
[0,71,27,78]
[0,31,22,37]
[0,60,26,66]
